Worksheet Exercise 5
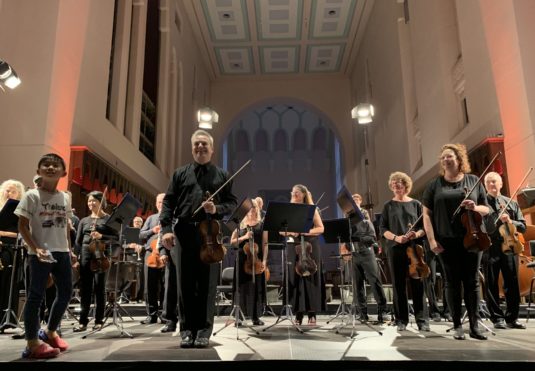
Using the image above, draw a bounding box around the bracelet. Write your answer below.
[393,235,397,242]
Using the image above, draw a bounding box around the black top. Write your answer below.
[422,173,488,240]
[350,218,377,249]
[380,199,423,249]
[160,162,238,235]
[484,194,526,241]
[75,215,119,263]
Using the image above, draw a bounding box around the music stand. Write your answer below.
[261,201,315,334]
[116,227,142,303]
[214,197,260,339]
[0,199,23,333]
[323,218,353,325]
[83,193,141,339]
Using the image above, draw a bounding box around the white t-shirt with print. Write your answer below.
[15,188,73,254]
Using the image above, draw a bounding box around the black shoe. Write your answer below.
[506,320,526,329]
[252,319,264,326]
[295,312,304,326]
[494,319,507,329]
[418,323,430,332]
[431,313,442,322]
[180,335,194,348]
[161,322,177,333]
[140,316,157,325]
[73,324,87,333]
[397,323,406,331]
[376,312,385,324]
[453,326,465,340]
[11,332,25,339]
[469,330,488,340]
[443,313,453,322]
[194,337,209,348]
[359,313,369,322]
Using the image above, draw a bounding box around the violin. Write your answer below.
[147,235,165,269]
[461,187,490,252]
[199,191,226,265]
[295,234,318,277]
[243,226,264,283]
[405,223,430,280]
[497,200,524,254]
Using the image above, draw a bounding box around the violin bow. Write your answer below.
[451,151,501,222]
[493,167,533,225]
[404,214,423,235]
[192,159,251,217]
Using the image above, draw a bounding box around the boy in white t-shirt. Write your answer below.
[15,153,77,359]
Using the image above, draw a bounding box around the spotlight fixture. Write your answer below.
[197,107,219,130]
[351,103,374,124]
[0,59,21,90]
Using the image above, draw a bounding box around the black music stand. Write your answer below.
[83,193,141,339]
[214,197,260,339]
[261,201,315,334]
[323,218,353,325]
[0,199,23,333]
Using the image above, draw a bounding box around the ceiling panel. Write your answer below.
[188,0,369,79]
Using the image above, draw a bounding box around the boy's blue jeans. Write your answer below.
[24,252,72,341]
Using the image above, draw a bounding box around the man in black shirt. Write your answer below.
[160,130,237,348]
[483,172,526,330]
[349,194,387,323]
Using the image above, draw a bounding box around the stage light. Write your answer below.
[0,60,21,90]
[197,107,219,129]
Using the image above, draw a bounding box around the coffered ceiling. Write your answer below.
[182,0,373,80]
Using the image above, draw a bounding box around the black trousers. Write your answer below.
[438,238,482,330]
[351,247,387,314]
[387,244,428,325]
[78,263,106,326]
[161,249,179,324]
[143,253,164,317]
[482,243,520,323]
[175,223,218,339]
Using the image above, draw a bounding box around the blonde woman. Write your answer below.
[283,184,325,325]
[230,198,269,325]
[0,179,25,319]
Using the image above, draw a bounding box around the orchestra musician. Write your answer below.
[230,197,269,326]
[482,171,526,329]
[346,193,387,323]
[73,191,117,332]
[422,143,490,340]
[0,179,25,321]
[380,172,429,331]
[139,193,165,325]
[284,184,325,326]
[160,129,237,349]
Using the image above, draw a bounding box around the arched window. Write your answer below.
[235,129,250,151]
[312,127,327,150]
[255,129,269,151]
[293,127,307,151]
[273,129,288,151]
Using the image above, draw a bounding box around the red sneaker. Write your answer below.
[38,329,69,351]
[21,343,60,359]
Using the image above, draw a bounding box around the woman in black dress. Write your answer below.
[422,143,489,340]
[284,184,324,325]
[230,198,268,325]
[380,171,429,332]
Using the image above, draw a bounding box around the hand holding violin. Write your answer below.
[429,239,445,254]
[461,199,476,210]
[498,213,511,224]
[201,200,216,214]
[161,233,175,250]
[90,230,103,240]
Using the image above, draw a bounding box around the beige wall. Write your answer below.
[349,0,535,210]
[0,0,212,195]
[210,77,356,190]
